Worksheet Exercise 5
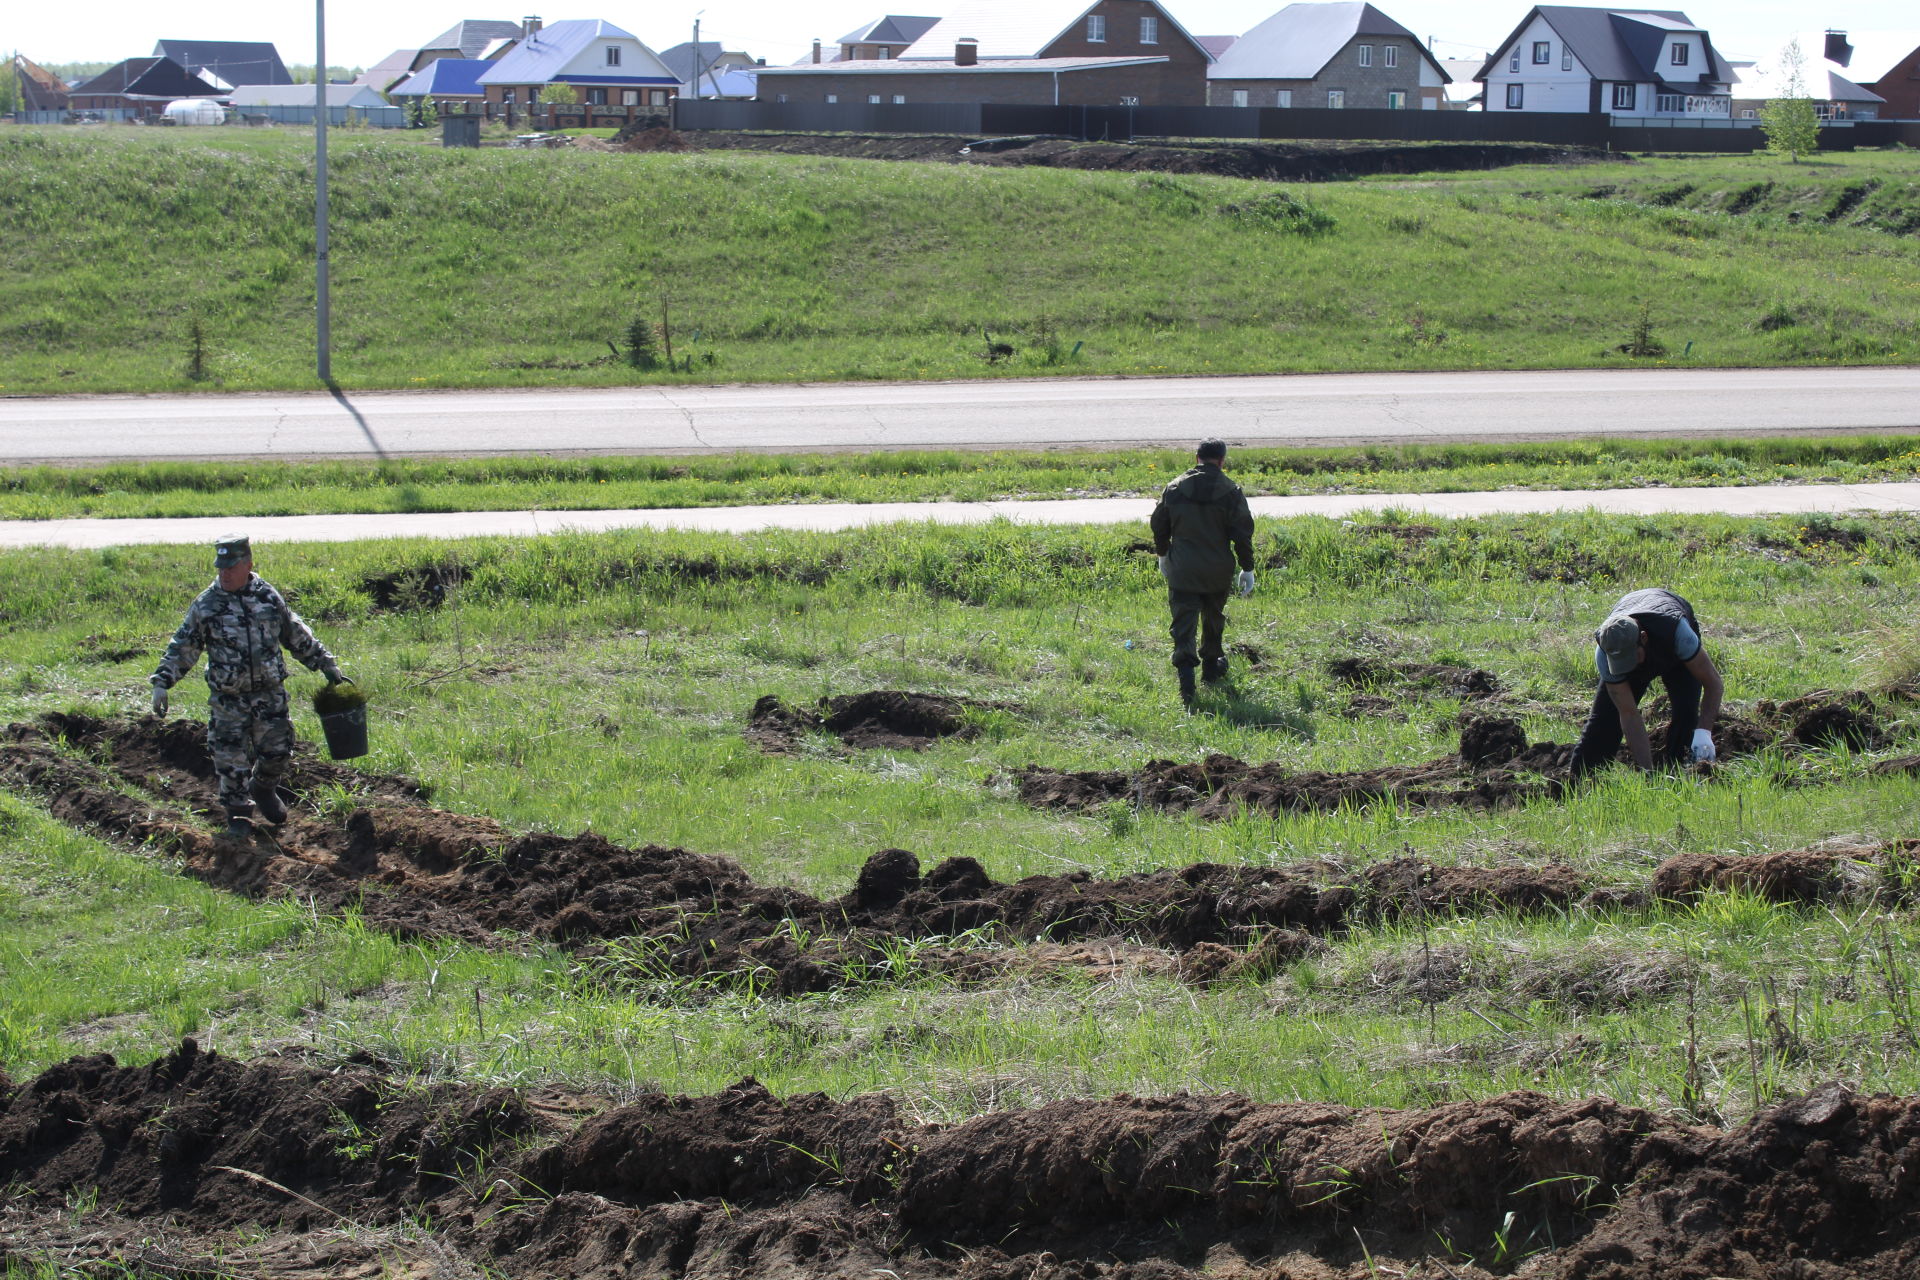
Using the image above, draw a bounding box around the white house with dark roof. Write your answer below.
[475,17,679,107]
[1479,6,1732,117]
[1206,3,1450,109]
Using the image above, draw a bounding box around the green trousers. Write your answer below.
[1167,588,1228,670]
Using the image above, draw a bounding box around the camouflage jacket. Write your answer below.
[152,574,336,696]
[1150,464,1256,594]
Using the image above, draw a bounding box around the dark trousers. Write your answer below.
[1571,665,1700,775]
[1167,588,1228,670]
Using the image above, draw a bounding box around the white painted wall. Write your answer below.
[1482,13,1592,112]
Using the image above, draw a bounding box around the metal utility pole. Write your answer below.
[315,0,332,382]
[691,12,705,103]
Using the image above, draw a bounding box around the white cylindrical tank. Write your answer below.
[164,99,228,125]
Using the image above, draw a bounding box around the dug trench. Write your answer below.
[5,1039,1920,1280]
[2,711,1917,997]
[1014,689,1898,821]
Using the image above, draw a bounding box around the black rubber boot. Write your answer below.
[249,778,289,825]
[223,805,255,839]
[1177,666,1197,707]
[1203,657,1230,683]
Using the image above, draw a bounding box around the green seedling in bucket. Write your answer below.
[313,680,370,760]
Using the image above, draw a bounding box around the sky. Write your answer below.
[10,0,1917,71]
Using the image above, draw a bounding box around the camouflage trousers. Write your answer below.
[207,689,294,810]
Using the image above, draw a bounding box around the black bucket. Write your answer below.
[318,704,369,760]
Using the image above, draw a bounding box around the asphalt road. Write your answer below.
[4,367,1919,462]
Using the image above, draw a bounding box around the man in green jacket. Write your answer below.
[1149,440,1257,706]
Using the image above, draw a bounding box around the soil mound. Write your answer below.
[747,690,986,753]
[645,130,1614,181]
[1329,657,1503,700]
[9,1046,1920,1280]
[1652,840,1920,905]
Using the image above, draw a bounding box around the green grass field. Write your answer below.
[3,128,1918,394]
[4,511,1920,1122]
[4,435,1919,521]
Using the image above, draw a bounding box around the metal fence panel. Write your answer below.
[675,98,985,134]
[230,104,408,128]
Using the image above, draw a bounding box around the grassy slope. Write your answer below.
[5,436,1920,522]
[4,513,1920,1119]
[2,129,1918,394]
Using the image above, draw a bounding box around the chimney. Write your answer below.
[1823,30,1852,67]
[522,15,542,39]
[812,39,822,64]
[955,38,978,66]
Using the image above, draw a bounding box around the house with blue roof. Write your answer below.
[475,17,680,109]
[389,58,493,103]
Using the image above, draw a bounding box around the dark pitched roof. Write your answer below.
[657,40,724,81]
[1479,7,1732,86]
[72,57,225,99]
[418,20,525,58]
[153,39,291,85]
[836,15,942,47]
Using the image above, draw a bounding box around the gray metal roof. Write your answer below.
[477,19,676,85]
[900,1,1207,62]
[658,41,726,82]
[152,39,291,86]
[419,20,525,58]
[836,15,943,47]
[1210,3,1446,83]
[1478,7,1733,85]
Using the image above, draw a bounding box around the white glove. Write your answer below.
[1237,570,1255,597]
[151,683,168,717]
[1156,555,1167,574]
[1691,728,1716,763]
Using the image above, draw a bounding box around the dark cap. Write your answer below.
[214,536,252,568]
[1595,614,1642,680]
[1197,439,1227,461]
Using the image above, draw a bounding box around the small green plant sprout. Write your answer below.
[771,1139,847,1185]
[1618,301,1667,358]
[184,317,209,383]
[624,311,662,370]
[307,780,362,823]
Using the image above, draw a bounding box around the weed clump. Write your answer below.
[1219,190,1336,235]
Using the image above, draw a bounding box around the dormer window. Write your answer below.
[1670,42,1688,66]
[605,45,621,66]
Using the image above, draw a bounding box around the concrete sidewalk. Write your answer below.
[3,483,1919,550]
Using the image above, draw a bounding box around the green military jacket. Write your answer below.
[1149,463,1256,594]
[153,574,335,697]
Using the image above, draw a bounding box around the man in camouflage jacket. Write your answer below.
[151,536,347,837]
[1149,439,1257,706]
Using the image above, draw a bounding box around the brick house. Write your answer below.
[69,58,224,116]
[10,54,71,113]
[1478,6,1733,118]
[1207,2,1451,109]
[761,0,1211,106]
[476,17,680,109]
[1830,29,1920,119]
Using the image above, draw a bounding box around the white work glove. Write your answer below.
[150,683,168,717]
[1691,728,1716,763]
[1237,570,1255,597]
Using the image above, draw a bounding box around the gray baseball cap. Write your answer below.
[214,535,252,568]
[1595,614,1643,680]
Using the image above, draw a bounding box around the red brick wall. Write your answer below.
[1869,47,1920,119]
[1039,0,1209,105]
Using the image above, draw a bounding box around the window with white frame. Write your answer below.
[892,94,905,103]
[775,93,787,103]
[605,45,622,66]
[1119,95,1139,105]
[1506,82,1524,108]
[1327,89,1344,108]
[587,88,606,104]
[1612,83,1636,110]
[1533,41,1550,63]
[1383,45,1397,68]
[1232,88,1248,107]
[1386,90,1406,109]
[1509,49,1520,72]
[1562,48,1572,70]
[1670,42,1688,66]
[1741,107,1755,117]
[826,93,837,102]
[623,89,638,104]
[1087,14,1105,42]
[868,93,881,103]
[1276,89,1291,107]
[1141,16,1158,44]
[1655,93,1681,112]
[1357,44,1372,67]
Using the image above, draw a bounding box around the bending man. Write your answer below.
[151,536,348,836]
[1149,439,1256,706]
[1571,586,1722,776]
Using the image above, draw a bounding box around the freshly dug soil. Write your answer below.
[617,127,1615,182]
[1015,691,1897,821]
[7,1042,1920,1280]
[747,690,991,753]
